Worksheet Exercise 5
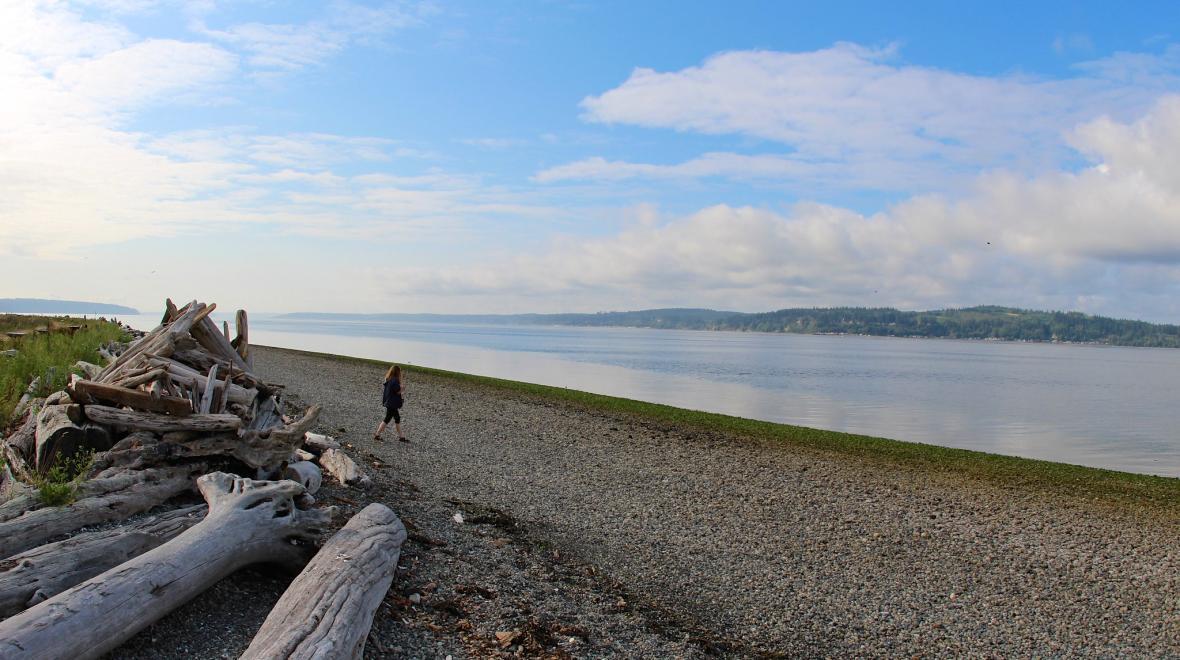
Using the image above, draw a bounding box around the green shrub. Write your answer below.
[0,319,127,428]
[34,450,94,507]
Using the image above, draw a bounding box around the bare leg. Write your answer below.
[374,421,386,438]
[395,421,406,441]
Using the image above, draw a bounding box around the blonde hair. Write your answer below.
[385,364,402,382]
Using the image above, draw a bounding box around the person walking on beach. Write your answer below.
[374,364,408,442]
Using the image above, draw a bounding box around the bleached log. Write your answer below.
[114,367,167,390]
[234,308,252,369]
[146,356,257,406]
[284,461,322,495]
[95,300,204,383]
[12,376,40,422]
[319,448,372,490]
[198,364,219,414]
[2,415,36,484]
[73,361,103,380]
[83,405,240,434]
[192,314,250,373]
[161,297,178,325]
[302,432,340,454]
[0,505,205,617]
[0,465,204,559]
[0,473,334,659]
[34,405,88,473]
[67,380,192,417]
[241,504,406,660]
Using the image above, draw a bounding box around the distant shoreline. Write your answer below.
[274,305,1180,349]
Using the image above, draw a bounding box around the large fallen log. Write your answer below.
[0,465,203,559]
[319,448,372,490]
[0,505,205,618]
[67,380,192,417]
[241,503,406,660]
[83,405,240,434]
[0,473,333,659]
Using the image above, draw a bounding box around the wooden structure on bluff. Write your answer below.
[0,299,404,659]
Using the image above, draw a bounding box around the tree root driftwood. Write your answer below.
[242,503,406,660]
[0,473,333,660]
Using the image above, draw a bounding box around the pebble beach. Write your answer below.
[113,345,1180,658]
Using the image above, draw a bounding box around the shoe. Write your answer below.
[373,434,382,441]
[398,436,409,443]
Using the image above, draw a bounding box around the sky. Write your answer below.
[3,1,1180,321]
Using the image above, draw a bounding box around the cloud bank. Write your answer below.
[396,97,1180,320]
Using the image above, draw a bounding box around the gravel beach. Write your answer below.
[113,345,1180,658]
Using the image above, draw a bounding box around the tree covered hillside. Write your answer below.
[707,306,1180,347]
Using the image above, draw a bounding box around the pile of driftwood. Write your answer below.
[0,300,405,659]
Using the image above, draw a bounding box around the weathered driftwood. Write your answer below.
[2,416,36,484]
[241,504,406,660]
[302,432,341,454]
[67,380,192,417]
[0,465,203,559]
[234,308,252,369]
[319,448,372,490]
[198,364,220,414]
[284,461,322,495]
[12,376,40,422]
[0,505,205,618]
[0,473,333,659]
[192,314,250,374]
[146,356,257,406]
[73,361,103,380]
[33,405,91,473]
[83,405,240,434]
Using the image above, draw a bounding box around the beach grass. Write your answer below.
[0,318,128,427]
[272,346,1180,512]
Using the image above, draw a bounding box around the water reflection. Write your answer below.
[114,314,1179,477]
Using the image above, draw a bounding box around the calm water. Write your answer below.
[116,313,1180,477]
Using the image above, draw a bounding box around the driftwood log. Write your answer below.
[283,461,322,495]
[67,380,191,417]
[0,505,205,618]
[302,432,340,454]
[0,473,333,659]
[33,405,112,473]
[0,465,203,559]
[82,405,240,434]
[319,448,372,490]
[241,504,406,659]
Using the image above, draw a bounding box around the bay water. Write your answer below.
[114,313,1179,477]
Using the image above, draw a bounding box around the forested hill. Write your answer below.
[0,298,138,315]
[701,306,1180,347]
[282,306,1180,347]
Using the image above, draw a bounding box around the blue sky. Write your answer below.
[3,1,1180,320]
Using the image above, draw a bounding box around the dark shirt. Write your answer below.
[382,377,404,409]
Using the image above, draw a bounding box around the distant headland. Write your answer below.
[280,305,1180,348]
[0,298,139,315]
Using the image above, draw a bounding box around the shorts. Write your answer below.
[383,406,401,424]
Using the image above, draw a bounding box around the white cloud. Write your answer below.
[0,1,542,260]
[565,43,1180,191]
[192,1,429,73]
[389,97,1180,320]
